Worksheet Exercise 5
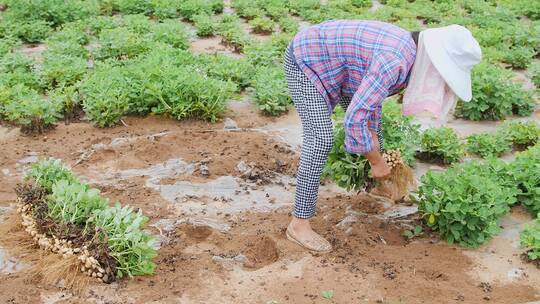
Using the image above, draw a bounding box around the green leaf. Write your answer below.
[403,230,413,239]
[321,290,334,300]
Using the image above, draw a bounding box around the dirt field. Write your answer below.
[1,99,540,304]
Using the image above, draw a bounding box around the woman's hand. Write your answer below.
[366,129,391,180]
[369,157,391,180]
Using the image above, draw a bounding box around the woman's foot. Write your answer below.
[286,217,332,252]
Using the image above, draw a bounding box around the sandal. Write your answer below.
[286,224,332,253]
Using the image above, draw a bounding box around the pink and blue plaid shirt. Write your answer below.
[289,20,416,154]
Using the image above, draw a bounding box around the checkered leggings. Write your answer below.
[283,49,338,219]
[283,48,383,219]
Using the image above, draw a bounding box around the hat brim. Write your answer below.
[422,28,473,102]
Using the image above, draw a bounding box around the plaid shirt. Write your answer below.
[290,20,416,154]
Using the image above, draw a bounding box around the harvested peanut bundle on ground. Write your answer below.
[13,158,157,285]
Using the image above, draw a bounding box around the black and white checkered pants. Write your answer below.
[283,48,384,219]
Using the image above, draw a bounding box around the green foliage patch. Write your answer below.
[178,0,222,21]
[148,20,191,49]
[89,203,157,278]
[0,84,62,132]
[90,17,191,61]
[521,214,540,262]
[251,66,291,116]
[509,144,540,215]
[39,55,88,89]
[466,132,512,158]
[418,141,540,250]
[0,36,22,56]
[249,17,276,34]
[232,0,265,20]
[278,16,300,34]
[417,159,517,248]
[0,52,35,74]
[26,158,77,192]
[502,46,536,69]
[0,0,100,42]
[46,23,91,46]
[530,61,540,88]
[48,180,109,227]
[501,121,540,149]
[324,122,370,192]
[244,33,293,67]
[193,13,215,37]
[110,0,153,15]
[456,63,536,121]
[419,127,464,164]
[198,54,255,90]
[218,14,251,52]
[150,0,180,19]
[93,27,153,60]
[79,48,237,127]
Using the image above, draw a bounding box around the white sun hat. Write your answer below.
[422,24,482,102]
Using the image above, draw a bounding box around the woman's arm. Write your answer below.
[343,72,386,155]
[345,84,390,179]
[344,54,400,179]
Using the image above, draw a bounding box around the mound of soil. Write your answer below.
[243,236,279,269]
[351,193,388,214]
[182,224,213,242]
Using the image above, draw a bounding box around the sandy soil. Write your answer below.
[1,2,540,302]
[190,36,244,58]
[17,43,47,64]
[1,99,539,304]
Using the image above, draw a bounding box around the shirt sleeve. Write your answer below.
[344,53,402,154]
[368,104,382,132]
